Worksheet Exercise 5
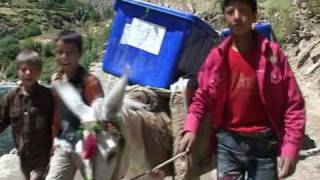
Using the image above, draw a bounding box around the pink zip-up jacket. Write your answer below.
[184,35,306,160]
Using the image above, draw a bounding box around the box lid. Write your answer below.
[114,0,215,35]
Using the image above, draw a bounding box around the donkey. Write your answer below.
[52,73,167,180]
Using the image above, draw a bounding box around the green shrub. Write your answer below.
[74,5,101,24]
[45,0,78,10]
[0,44,20,61]
[46,0,66,6]
[41,57,57,83]
[0,36,19,48]
[0,59,11,75]
[83,36,94,50]
[0,0,12,4]
[20,39,43,54]
[311,0,320,13]
[56,0,65,3]
[46,0,55,8]
[14,23,42,40]
[74,6,89,24]
[43,43,55,57]
[4,62,16,80]
[102,8,114,20]
[26,0,38,3]
[81,50,98,70]
[81,21,112,70]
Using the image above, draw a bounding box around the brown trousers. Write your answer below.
[19,152,49,180]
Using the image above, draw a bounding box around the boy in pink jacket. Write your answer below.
[179,0,306,179]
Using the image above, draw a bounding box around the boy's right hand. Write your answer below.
[179,131,196,153]
[277,156,297,179]
[51,73,59,82]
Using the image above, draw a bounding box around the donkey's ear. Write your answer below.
[102,70,129,120]
[52,78,95,122]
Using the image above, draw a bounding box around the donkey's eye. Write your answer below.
[107,150,117,161]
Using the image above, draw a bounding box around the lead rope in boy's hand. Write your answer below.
[129,151,188,180]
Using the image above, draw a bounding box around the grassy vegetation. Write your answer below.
[0,0,113,83]
[259,0,295,42]
[0,0,12,4]
[313,0,320,7]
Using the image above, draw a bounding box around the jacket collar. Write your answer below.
[18,83,40,97]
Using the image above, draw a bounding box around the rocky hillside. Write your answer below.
[288,0,320,87]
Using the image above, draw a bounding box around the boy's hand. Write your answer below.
[51,73,59,82]
[278,156,297,179]
[179,131,196,153]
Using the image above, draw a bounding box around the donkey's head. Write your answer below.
[52,73,129,180]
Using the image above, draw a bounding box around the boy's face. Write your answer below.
[55,40,81,73]
[224,1,256,37]
[17,63,40,88]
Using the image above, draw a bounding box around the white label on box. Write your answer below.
[126,18,166,55]
[120,23,131,45]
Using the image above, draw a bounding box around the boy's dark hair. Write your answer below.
[221,0,257,13]
[16,49,42,71]
[56,30,83,54]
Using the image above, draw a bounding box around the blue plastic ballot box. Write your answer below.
[102,0,219,88]
[221,22,273,40]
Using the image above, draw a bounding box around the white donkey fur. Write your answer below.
[52,73,161,180]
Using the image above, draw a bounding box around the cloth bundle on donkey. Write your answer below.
[122,80,216,179]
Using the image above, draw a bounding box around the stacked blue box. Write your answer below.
[220,22,273,40]
[103,0,219,88]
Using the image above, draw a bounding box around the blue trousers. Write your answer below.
[216,129,278,180]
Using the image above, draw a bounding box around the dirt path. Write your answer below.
[286,70,320,180]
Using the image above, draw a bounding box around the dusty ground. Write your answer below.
[286,72,320,180]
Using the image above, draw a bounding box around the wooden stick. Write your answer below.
[129,151,187,180]
[129,171,150,180]
[152,151,187,171]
